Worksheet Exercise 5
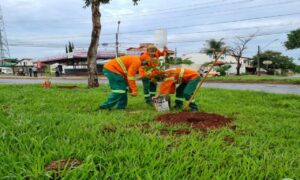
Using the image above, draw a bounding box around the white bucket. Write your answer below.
[153,96,170,112]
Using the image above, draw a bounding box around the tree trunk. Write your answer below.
[87,0,101,88]
[236,58,241,75]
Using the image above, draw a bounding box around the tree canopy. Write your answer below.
[252,50,296,75]
[202,39,226,58]
[285,28,300,50]
[84,0,140,6]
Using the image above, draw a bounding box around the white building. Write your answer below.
[15,59,34,67]
[180,53,253,75]
[0,67,13,74]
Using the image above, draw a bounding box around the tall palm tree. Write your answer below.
[202,39,226,58]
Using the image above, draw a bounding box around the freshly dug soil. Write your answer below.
[160,129,191,136]
[45,159,83,171]
[156,112,233,129]
[57,85,78,89]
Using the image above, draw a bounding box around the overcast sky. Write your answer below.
[1,0,300,63]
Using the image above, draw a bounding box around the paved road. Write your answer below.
[0,78,299,95]
[204,82,300,95]
[0,78,88,84]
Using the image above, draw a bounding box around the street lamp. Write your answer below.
[257,39,278,76]
[263,60,272,74]
[116,20,121,57]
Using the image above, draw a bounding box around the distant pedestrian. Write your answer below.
[29,68,32,77]
[32,67,38,77]
[58,65,63,76]
[55,66,60,77]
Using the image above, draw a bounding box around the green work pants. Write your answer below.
[175,77,201,111]
[100,68,128,109]
[142,77,157,104]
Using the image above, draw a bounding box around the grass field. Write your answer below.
[206,75,300,84]
[0,84,300,179]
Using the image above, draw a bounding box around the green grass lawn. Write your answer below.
[0,84,300,179]
[206,75,300,84]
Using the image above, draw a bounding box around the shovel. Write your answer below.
[182,48,226,111]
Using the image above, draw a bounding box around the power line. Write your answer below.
[106,0,251,18]
[8,30,289,48]
[6,0,246,24]
[8,0,296,25]
[8,22,297,42]
[101,0,300,23]
[116,12,300,35]
[8,21,298,45]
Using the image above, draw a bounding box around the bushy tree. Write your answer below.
[285,28,300,50]
[252,51,296,75]
[216,64,231,76]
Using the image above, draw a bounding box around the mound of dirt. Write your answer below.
[156,112,233,129]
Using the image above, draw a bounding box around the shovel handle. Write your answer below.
[182,48,226,111]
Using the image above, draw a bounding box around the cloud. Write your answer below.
[1,0,300,62]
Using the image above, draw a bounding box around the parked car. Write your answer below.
[200,70,220,77]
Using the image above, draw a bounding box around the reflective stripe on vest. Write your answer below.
[178,68,185,84]
[164,77,175,81]
[112,89,126,93]
[127,76,135,80]
[116,57,127,74]
[175,97,185,102]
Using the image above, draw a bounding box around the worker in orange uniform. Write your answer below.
[139,45,168,105]
[99,56,143,110]
[152,68,201,112]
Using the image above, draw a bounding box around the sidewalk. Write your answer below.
[0,75,107,80]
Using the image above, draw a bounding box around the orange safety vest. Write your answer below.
[104,56,141,93]
[159,68,200,94]
[139,49,168,78]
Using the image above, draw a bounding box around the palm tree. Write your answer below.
[202,39,226,58]
[84,0,140,88]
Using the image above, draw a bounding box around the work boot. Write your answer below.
[98,106,111,111]
[116,107,126,111]
[172,105,182,110]
[189,108,198,112]
[146,101,154,106]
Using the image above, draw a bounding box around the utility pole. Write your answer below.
[257,45,260,76]
[115,21,121,57]
[257,39,278,76]
[0,4,10,63]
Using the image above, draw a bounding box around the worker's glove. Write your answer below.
[131,92,138,97]
[152,95,159,100]
[128,88,132,93]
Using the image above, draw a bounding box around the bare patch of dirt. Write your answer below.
[156,112,234,130]
[223,136,235,144]
[57,85,78,89]
[160,129,191,136]
[45,159,83,172]
[102,127,117,133]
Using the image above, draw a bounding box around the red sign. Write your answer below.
[35,62,42,69]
